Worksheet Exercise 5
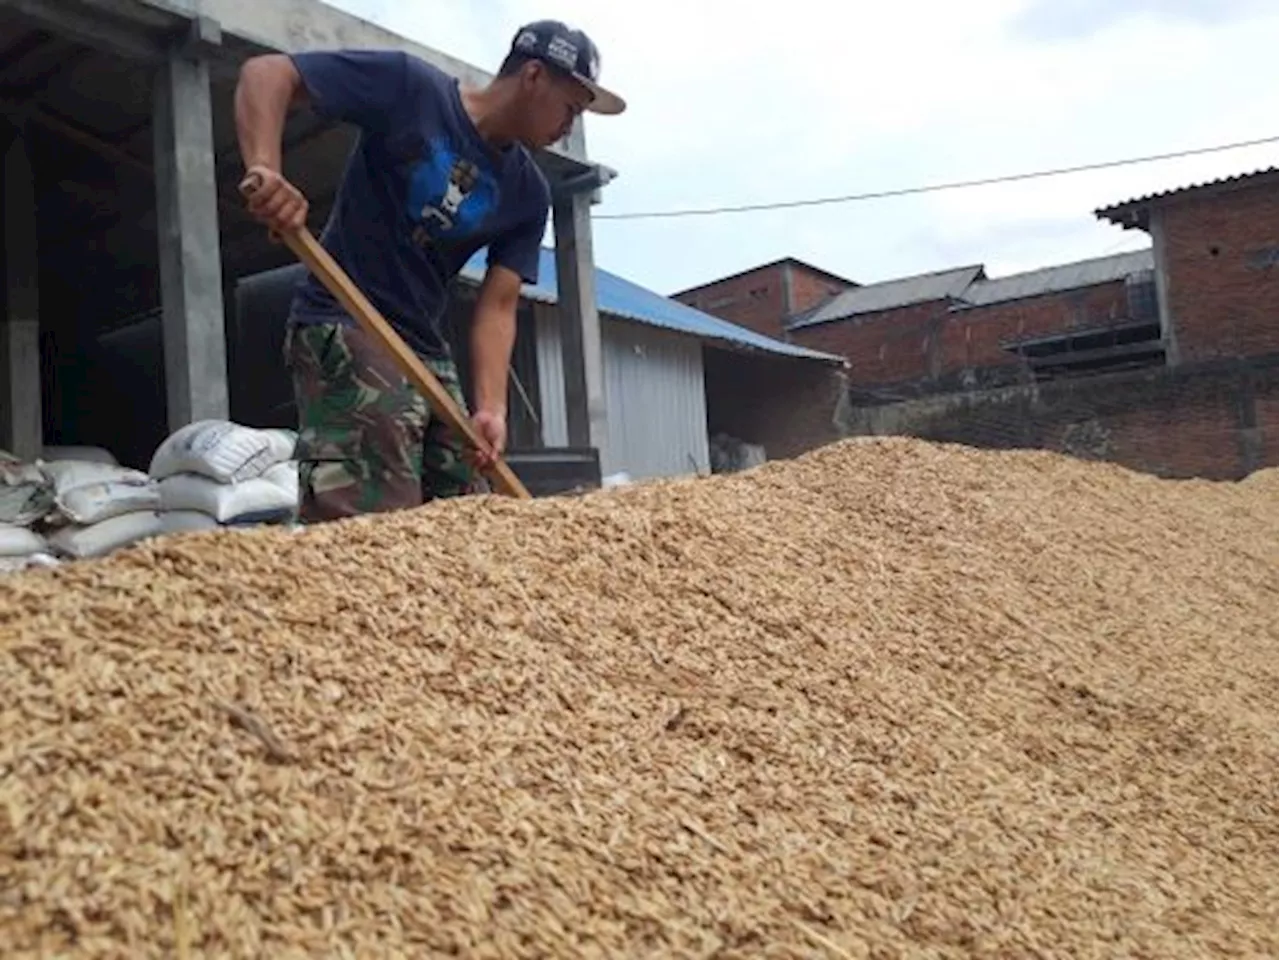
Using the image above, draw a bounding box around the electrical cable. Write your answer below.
[592,136,1279,221]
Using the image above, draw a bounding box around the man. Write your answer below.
[233,21,625,522]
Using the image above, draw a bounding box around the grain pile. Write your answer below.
[1,437,1276,959]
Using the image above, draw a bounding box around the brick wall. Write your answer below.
[944,281,1132,370]
[788,281,1134,394]
[842,355,1277,481]
[677,265,790,339]
[788,301,945,388]
[1040,381,1242,480]
[789,265,854,316]
[1159,182,1279,363]
[775,172,1277,482]
[1255,392,1279,475]
[675,261,856,340]
[703,346,848,461]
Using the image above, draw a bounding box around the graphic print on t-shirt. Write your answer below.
[405,136,498,248]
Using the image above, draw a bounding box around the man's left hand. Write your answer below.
[469,409,507,471]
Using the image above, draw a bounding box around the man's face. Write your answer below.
[517,61,593,149]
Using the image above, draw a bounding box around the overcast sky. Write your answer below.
[328,0,1277,296]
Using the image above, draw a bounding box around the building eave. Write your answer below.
[1094,167,1278,232]
[7,0,597,173]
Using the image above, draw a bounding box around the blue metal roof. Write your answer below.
[459,248,843,364]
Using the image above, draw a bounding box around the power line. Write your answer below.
[592,136,1279,221]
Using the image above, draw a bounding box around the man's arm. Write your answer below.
[234,54,310,231]
[470,175,548,466]
[234,50,411,233]
[468,264,524,465]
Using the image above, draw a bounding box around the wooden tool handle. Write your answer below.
[238,173,531,500]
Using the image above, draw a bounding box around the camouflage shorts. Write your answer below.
[283,321,487,524]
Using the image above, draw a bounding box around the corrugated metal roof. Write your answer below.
[459,248,844,364]
[955,249,1154,308]
[1095,167,1278,228]
[786,264,985,330]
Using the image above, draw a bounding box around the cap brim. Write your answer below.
[572,73,626,115]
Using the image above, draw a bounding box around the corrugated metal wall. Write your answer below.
[533,304,711,480]
[601,321,710,480]
[534,305,569,448]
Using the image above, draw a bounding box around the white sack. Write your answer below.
[42,461,160,526]
[159,510,220,536]
[149,420,296,484]
[158,461,298,524]
[57,481,161,526]
[0,523,47,558]
[42,445,118,466]
[0,451,54,526]
[46,511,164,560]
[0,552,59,575]
[42,460,148,490]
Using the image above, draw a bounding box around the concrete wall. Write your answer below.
[703,347,848,462]
[1156,181,1278,364]
[844,355,1277,481]
[194,0,589,166]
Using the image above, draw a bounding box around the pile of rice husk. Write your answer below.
[2,437,1276,958]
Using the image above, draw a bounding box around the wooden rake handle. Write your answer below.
[238,174,531,500]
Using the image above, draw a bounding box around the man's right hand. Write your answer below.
[240,164,309,234]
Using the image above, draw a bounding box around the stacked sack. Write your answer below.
[0,450,56,573]
[42,444,123,466]
[39,458,164,560]
[149,420,300,531]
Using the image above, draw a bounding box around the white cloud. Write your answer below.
[1009,0,1274,42]
[324,0,1278,293]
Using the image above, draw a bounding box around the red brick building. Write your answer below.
[677,168,1277,480]
[783,264,983,393]
[673,258,856,340]
[678,249,1164,394]
[694,251,1159,402]
[1094,168,1278,365]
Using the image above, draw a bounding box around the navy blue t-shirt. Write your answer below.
[285,50,551,359]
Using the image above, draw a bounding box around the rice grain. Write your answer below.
[1,437,1276,958]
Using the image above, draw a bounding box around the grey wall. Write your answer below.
[534,303,711,480]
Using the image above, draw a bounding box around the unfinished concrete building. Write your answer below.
[0,0,623,488]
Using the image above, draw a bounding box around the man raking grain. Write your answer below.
[233,21,625,522]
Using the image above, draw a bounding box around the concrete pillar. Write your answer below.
[1149,210,1180,367]
[152,45,229,431]
[552,189,608,458]
[1,125,42,460]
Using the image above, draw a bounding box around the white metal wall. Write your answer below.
[533,305,711,480]
[534,304,569,448]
